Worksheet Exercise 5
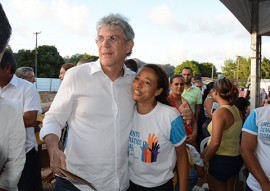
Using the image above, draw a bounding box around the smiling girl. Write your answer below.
[128,64,189,191]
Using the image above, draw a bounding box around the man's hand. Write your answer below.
[50,148,66,176]
[179,100,193,125]
[44,134,66,176]
[186,134,196,146]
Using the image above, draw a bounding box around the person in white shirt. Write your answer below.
[0,97,26,191]
[128,64,189,191]
[40,13,136,191]
[0,5,26,191]
[0,3,11,62]
[0,49,42,191]
[241,105,270,191]
[40,13,192,191]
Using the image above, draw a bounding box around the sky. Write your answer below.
[2,0,270,72]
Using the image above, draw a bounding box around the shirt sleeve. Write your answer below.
[24,83,41,113]
[242,110,258,135]
[170,115,186,146]
[0,110,26,190]
[40,70,74,140]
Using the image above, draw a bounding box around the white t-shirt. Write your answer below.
[40,61,136,191]
[242,105,270,191]
[0,98,26,190]
[0,75,41,153]
[186,144,203,167]
[129,102,186,188]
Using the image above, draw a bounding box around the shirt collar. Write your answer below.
[8,74,19,88]
[184,85,193,91]
[91,60,134,77]
[123,64,135,77]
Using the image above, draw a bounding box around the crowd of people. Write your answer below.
[1,3,270,191]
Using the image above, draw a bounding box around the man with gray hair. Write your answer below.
[16,67,36,83]
[40,13,192,191]
[0,3,12,61]
[15,66,44,190]
[40,13,136,191]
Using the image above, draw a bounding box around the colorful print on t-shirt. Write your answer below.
[129,131,160,163]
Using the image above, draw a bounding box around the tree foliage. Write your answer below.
[199,62,216,78]
[36,45,65,78]
[221,59,236,79]
[14,45,65,78]
[174,60,200,76]
[13,43,270,80]
[261,57,270,79]
[238,57,250,79]
[67,53,99,64]
[221,57,252,80]
[14,49,35,69]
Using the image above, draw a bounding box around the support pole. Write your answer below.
[34,32,41,77]
[250,1,261,110]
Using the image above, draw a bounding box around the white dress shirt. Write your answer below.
[0,98,26,190]
[40,61,136,191]
[0,75,41,153]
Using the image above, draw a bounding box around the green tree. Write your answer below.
[14,45,65,78]
[199,62,216,78]
[14,49,35,69]
[37,45,65,78]
[236,56,250,79]
[221,57,250,81]
[68,53,98,64]
[174,60,200,76]
[261,57,270,79]
[221,59,236,79]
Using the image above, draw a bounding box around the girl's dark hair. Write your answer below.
[213,78,233,102]
[141,64,171,106]
[202,82,214,101]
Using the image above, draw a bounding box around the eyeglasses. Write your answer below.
[95,36,125,44]
[24,75,35,79]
